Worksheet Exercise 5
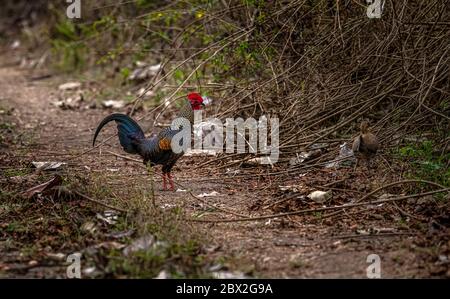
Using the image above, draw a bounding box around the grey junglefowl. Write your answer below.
[352,120,379,170]
[92,92,205,191]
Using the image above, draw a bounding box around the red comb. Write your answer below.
[187,92,203,101]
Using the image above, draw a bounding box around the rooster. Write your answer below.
[92,92,205,191]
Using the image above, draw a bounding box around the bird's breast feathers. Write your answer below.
[158,137,172,151]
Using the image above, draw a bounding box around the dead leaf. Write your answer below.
[58,82,81,91]
[32,161,67,170]
[81,221,97,234]
[22,176,63,199]
[307,190,332,203]
[96,210,118,225]
[129,63,161,81]
[197,191,220,198]
[102,100,125,109]
[155,270,170,279]
[52,93,84,110]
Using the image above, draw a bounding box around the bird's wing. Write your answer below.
[363,133,379,154]
[157,128,184,152]
[352,135,361,153]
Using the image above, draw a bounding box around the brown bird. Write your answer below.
[352,120,379,170]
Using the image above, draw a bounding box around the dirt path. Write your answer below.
[0,53,447,278]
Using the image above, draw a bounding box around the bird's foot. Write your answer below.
[160,173,175,191]
[162,173,168,191]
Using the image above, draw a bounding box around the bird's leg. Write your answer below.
[353,158,359,172]
[168,172,175,191]
[162,173,167,191]
[366,158,373,177]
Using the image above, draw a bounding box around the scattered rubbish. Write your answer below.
[163,97,171,108]
[96,210,119,225]
[123,234,155,256]
[289,149,322,166]
[279,185,302,192]
[106,168,120,172]
[20,53,48,69]
[202,96,213,106]
[438,255,448,263]
[161,203,177,209]
[155,270,170,279]
[197,191,220,198]
[307,190,332,203]
[137,88,154,98]
[85,102,97,110]
[81,221,97,234]
[20,56,47,69]
[102,100,125,109]
[211,271,249,279]
[325,142,355,168]
[58,82,81,91]
[129,63,161,81]
[22,175,62,199]
[356,229,370,235]
[52,93,84,110]
[28,260,38,266]
[32,161,67,170]
[82,267,97,276]
[175,188,187,192]
[225,168,240,176]
[332,240,342,247]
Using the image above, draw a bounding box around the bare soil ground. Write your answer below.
[1,53,449,278]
